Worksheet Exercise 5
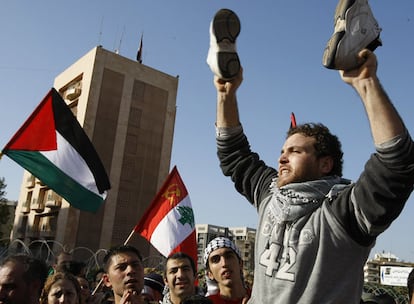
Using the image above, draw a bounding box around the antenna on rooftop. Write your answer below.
[97,16,104,46]
[115,25,126,54]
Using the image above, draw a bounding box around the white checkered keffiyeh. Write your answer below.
[203,236,241,267]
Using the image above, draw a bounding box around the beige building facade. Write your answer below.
[11,46,178,261]
[228,226,256,276]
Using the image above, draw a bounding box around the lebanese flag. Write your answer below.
[134,166,197,265]
[1,88,110,212]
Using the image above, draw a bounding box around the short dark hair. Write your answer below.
[55,250,72,263]
[0,254,48,296]
[103,245,143,272]
[287,123,343,177]
[164,252,196,276]
[376,292,396,304]
[408,269,414,301]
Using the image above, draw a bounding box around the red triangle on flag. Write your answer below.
[4,90,57,152]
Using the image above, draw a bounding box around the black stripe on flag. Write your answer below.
[51,88,110,194]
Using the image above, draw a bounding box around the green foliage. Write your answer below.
[0,203,10,225]
[0,177,6,203]
[0,177,11,242]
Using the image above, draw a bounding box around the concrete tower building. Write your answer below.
[11,46,178,260]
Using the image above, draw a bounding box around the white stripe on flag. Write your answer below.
[41,131,101,196]
[150,195,193,257]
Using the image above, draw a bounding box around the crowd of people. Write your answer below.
[0,240,411,304]
[0,238,249,304]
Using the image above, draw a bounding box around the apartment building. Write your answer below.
[364,252,414,286]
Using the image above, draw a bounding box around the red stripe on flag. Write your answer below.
[171,230,198,269]
[4,90,57,151]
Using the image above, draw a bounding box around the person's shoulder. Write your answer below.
[207,293,221,300]
[206,293,223,304]
[182,294,213,304]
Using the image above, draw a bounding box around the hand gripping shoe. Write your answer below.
[322,0,382,70]
[206,8,241,80]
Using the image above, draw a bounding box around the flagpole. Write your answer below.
[91,279,103,296]
[123,228,135,245]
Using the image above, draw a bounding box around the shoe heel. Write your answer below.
[322,31,345,69]
[217,52,240,79]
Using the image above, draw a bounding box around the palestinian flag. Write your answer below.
[134,166,197,266]
[1,88,110,212]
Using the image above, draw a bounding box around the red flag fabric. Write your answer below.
[134,166,197,265]
[290,112,297,129]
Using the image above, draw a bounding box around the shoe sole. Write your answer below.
[322,0,355,69]
[212,9,241,79]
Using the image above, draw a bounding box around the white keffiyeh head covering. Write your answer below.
[203,237,243,296]
[203,237,241,268]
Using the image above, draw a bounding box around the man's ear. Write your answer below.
[207,270,215,281]
[102,273,112,288]
[320,156,334,175]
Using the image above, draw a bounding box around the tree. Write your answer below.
[0,177,6,203]
[0,177,11,242]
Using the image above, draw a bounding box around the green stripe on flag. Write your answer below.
[6,150,104,212]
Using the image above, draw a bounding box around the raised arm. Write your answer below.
[215,68,243,128]
[340,49,405,145]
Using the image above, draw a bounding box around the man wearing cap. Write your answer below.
[203,237,250,304]
[142,272,165,303]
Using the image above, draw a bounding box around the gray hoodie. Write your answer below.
[216,126,414,304]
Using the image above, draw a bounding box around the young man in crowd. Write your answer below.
[102,245,144,304]
[52,250,73,274]
[203,237,250,304]
[0,254,48,304]
[142,272,165,303]
[162,252,200,304]
[407,269,414,304]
